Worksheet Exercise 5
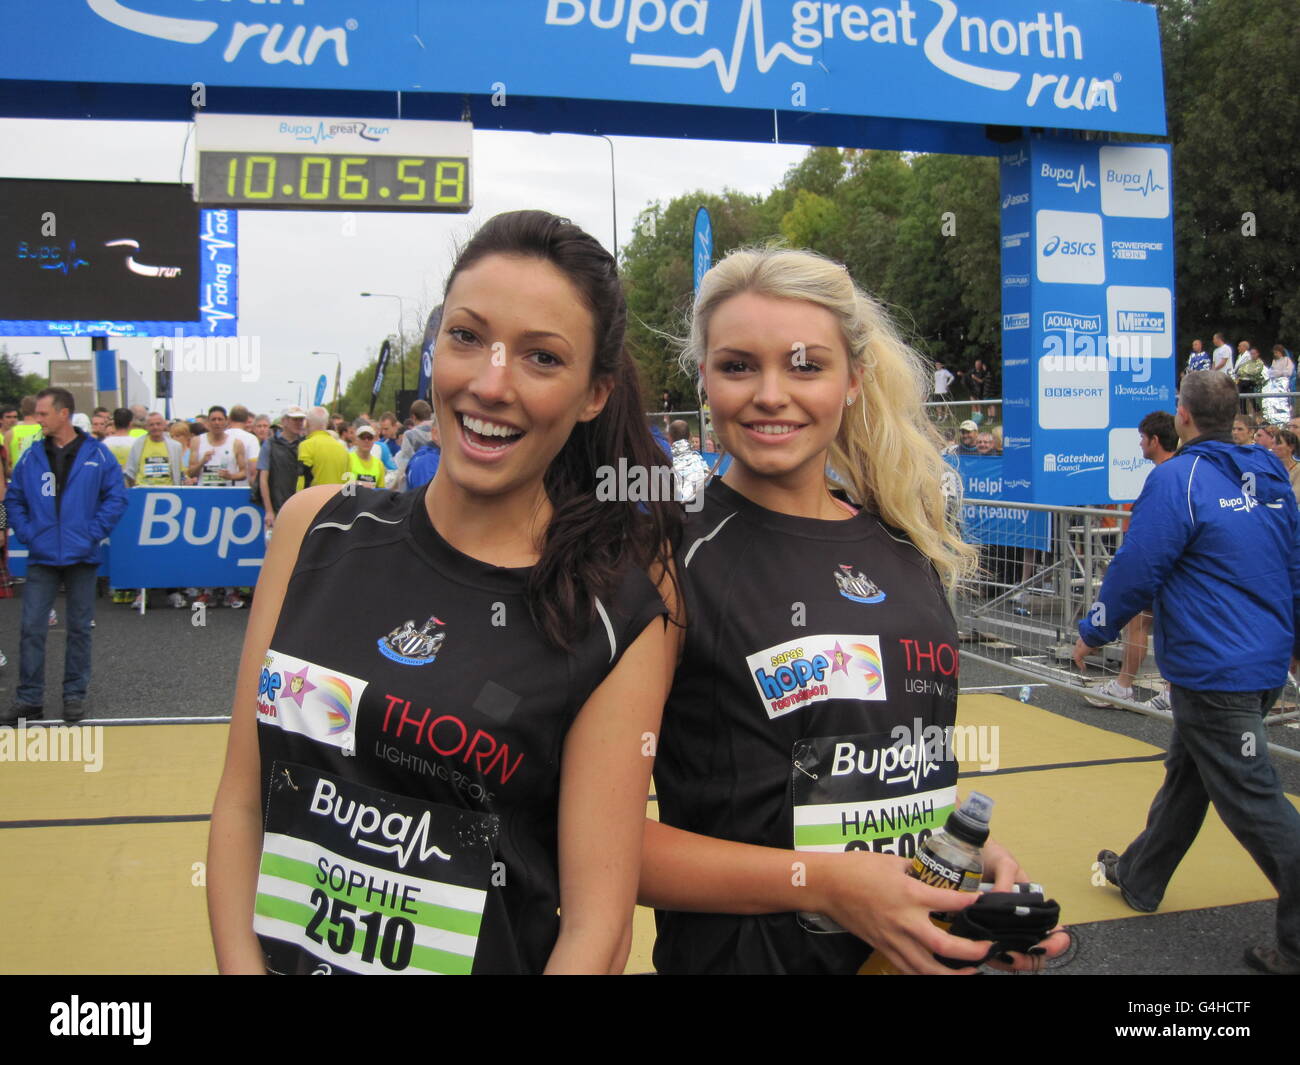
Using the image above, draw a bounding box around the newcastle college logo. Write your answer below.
[379,615,447,667]
[834,564,885,604]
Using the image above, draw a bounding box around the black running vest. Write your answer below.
[253,485,666,974]
[654,479,960,974]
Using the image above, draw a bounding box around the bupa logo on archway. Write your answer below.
[544,0,1124,116]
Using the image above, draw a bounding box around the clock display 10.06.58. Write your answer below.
[196,151,470,211]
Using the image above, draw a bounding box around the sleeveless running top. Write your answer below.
[653,478,960,974]
[254,485,667,974]
[194,433,239,486]
[345,451,387,490]
[11,422,42,466]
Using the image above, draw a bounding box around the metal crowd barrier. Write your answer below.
[957,497,1300,763]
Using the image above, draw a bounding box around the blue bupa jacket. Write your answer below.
[1078,437,1300,691]
[7,430,129,567]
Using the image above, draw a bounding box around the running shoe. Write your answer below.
[225,592,245,610]
[0,649,7,668]
[1084,679,1134,708]
[1096,849,1157,913]
[131,592,145,610]
[1142,688,1171,712]
[49,608,57,627]
[167,592,188,609]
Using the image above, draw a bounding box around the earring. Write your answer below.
[846,395,856,407]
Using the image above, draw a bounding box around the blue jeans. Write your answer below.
[1117,684,1300,960]
[18,562,97,707]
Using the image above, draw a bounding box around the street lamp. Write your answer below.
[597,134,617,259]
[312,351,341,406]
[360,293,411,392]
[287,379,310,408]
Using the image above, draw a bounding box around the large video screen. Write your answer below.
[0,179,201,323]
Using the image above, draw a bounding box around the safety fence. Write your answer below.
[958,497,1300,764]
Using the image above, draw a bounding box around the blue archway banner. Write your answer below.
[0,1,1165,138]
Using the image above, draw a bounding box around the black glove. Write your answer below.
[934,885,1061,969]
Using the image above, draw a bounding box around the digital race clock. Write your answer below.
[194,114,472,212]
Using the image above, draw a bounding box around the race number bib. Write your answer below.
[200,462,225,486]
[141,454,170,484]
[254,762,499,975]
[792,730,956,933]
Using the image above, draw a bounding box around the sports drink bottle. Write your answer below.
[859,791,993,974]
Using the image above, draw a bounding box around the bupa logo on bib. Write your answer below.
[257,649,364,753]
[747,635,886,720]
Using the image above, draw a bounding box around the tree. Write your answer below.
[1158,0,1300,347]
[0,348,45,408]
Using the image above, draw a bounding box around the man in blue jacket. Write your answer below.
[3,388,128,723]
[1073,371,1300,974]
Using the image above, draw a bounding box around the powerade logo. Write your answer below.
[1043,311,1101,332]
[746,635,887,720]
[1042,235,1098,257]
[1002,312,1029,330]
[1040,162,1097,194]
[1110,240,1164,261]
[545,0,1124,116]
[1117,310,1165,332]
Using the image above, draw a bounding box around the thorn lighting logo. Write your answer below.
[545,0,1121,115]
[85,0,355,67]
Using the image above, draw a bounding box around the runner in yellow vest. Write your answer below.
[343,423,387,489]
[103,409,137,469]
[5,396,42,473]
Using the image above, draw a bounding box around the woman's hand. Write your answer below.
[812,850,989,975]
[979,838,1072,973]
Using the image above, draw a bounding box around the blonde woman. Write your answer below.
[643,247,1066,974]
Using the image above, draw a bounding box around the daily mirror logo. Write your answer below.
[1036,209,1103,285]
[1107,285,1172,360]
[1099,145,1170,219]
[545,0,1125,116]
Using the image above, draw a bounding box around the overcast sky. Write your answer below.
[0,117,807,416]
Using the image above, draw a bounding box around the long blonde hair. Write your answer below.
[680,246,975,589]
